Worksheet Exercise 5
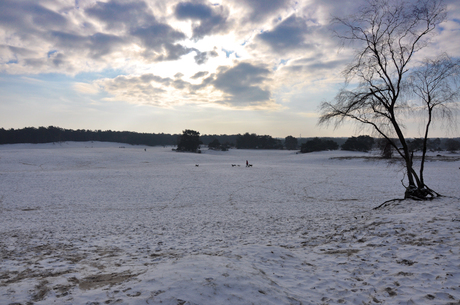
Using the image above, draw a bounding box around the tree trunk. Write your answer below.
[390,114,417,189]
[389,112,437,200]
[420,106,433,186]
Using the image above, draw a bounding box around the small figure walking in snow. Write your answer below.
[246,160,248,167]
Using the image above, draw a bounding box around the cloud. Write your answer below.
[0,45,34,58]
[257,15,314,53]
[95,62,278,109]
[174,1,231,39]
[209,47,219,57]
[1,0,457,103]
[191,71,209,79]
[175,1,214,20]
[96,72,216,107]
[212,62,274,106]
[285,57,347,73]
[48,52,66,67]
[138,73,173,85]
[97,74,171,107]
[49,31,126,60]
[0,0,201,74]
[131,23,186,48]
[85,0,154,31]
[0,1,125,73]
[191,47,220,65]
[86,0,199,62]
[193,50,208,64]
[0,1,68,32]
[302,0,365,24]
[236,0,291,23]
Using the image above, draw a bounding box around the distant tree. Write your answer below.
[208,138,221,150]
[200,134,238,146]
[257,135,283,149]
[236,133,282,149]
[407,138,425,152]
[377,138,394,159]
[445,139,460,153]
[341,135,374,152]
[224,141,235,149]
[207,138,230,151]
[177,129,200,152]
[284,135,298,150]
[300,138,338,153]
[220,142,230,151]
[236,133,257,149]
[427,138,442,151]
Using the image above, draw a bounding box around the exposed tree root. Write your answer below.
[404,186,442,200]
[374,187,443,210]
[373,198,405,210]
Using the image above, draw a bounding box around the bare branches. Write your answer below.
[410,55,460,108]
[332,0,446,96]
[320,0,449,199]
[407,54,460,184]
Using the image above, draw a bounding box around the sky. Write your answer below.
[1,0,459,138]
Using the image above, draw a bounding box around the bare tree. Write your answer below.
[408,54,460,187]
[319,0,448,200]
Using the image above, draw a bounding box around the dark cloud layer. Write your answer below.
[213,62,272,105]
[175,2,214,20]
[49,31,125,59]
[0,0,334,75]
[258,15,313,52]
[88,0,193,61]
[85,0,154,30]
[285,57,348,75]
[175,1,231,39]
[2,0,457,111]
[191,71,209,79]
[237,0,291,23]
[0,1,68,32]
[0,0,201,72]
[131,23,188,59]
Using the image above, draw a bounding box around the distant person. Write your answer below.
[246,160,248,167]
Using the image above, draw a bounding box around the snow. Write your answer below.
[0,141,459,304]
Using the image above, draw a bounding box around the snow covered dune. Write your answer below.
[1,142,459,304]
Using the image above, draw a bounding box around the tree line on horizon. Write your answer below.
[1,126,459,154]
[0,126,268,148]
[173,129,460,154]
[0,126,180,147]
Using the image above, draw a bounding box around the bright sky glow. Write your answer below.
[1,0,459,137]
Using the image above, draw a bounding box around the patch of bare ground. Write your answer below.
[52,283,73,298]
[385,287,397,297]
[1,268,73,286]
[20,207,40,211]
[397,271,414,276]
[78,270,143,290]
[396,259,417,266]
[31,280,50,302]
[321,249,360,256]
[400,237,440,246]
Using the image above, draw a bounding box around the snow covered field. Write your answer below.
[0,142,459,305]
